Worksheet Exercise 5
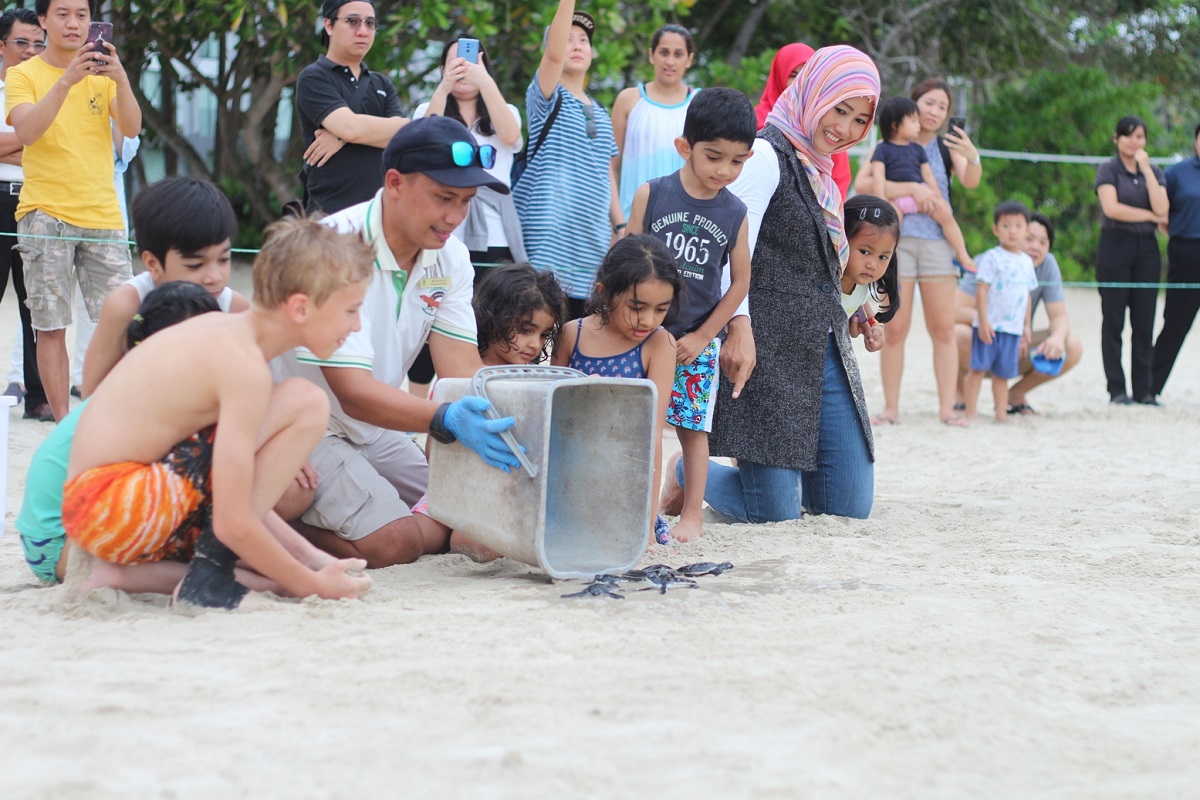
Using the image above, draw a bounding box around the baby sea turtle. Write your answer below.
[591,574,622,586]
[639,572,698,594]
[561,583,624,600]
[621,564,674,581]
[677,561,735,577]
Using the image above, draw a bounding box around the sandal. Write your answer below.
[871,414,899,426]
[1007,403,1037,416]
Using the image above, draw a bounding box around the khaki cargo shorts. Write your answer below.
[16,209,132,331]
[301,431,429,541]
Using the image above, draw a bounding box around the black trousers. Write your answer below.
[1151,237,1200,395]
[1096,228,1159,400]
[0,189,45,406]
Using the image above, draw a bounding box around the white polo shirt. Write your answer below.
[276,190,477,445]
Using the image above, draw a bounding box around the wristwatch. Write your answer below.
[428,402,457,445]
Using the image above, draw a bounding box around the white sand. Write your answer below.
[0,274,1197,798]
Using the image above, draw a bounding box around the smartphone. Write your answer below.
[86,21,113,55]
[947,114,966,134]
[457,38,479,64]
[852,306,869,325]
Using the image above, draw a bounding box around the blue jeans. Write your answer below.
[679,336,874,521]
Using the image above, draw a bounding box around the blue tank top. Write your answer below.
[567,318,649,378]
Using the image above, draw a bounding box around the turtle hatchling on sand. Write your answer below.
[677,561,735,577]
[639,572,698,594]
[561,583,625,600]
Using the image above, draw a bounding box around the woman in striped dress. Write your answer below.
[513,0,621,320]
[611,24,698,220]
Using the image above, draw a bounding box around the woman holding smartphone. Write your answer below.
[403,38,525,398]
[414,39,525,279]
[854,78,984,426]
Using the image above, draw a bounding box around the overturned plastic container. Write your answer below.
[427,366,656,579]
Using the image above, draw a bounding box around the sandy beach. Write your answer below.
[1,270,1197,799]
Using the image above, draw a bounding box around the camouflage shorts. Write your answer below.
[15,209,132,331]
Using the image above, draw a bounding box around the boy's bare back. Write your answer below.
[69,311,272,478]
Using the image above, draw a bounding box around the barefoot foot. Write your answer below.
[670,516,704,543]
[659,452,685,516]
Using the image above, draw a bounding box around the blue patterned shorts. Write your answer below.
[666,338,720,432]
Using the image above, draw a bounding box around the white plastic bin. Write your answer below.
[428,366,656,579]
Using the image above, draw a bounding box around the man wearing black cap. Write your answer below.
[278,116,519,568]
[295,0,407,214]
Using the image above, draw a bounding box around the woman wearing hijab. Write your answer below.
[755,43,852,199]
[662,45,881,523]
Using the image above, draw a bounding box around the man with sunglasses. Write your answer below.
[277,116,520,568]
[295,0,407,214]
[0,8,49,420]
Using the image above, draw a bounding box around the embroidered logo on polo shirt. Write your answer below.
[419,290,445,316]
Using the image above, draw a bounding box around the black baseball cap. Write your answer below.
[321,0,372,20]
[319,0,374,45]
[571,11,595,42]
[381,116,510,194]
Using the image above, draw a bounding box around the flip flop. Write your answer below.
[871,414,899,426]
[941,414,970,428]
[953,402,966,411]
[1007,403,1037,416]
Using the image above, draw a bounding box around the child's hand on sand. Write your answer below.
[315,558,372,599]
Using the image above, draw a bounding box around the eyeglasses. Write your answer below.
[581,103,597,140]
[335,15,377,30]
[399,141,498,171]
[2,38,47,52]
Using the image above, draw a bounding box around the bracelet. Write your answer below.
[612,222,627,233]
[970,155,981,166]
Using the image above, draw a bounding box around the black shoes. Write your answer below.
[22,402,54,422]
[1111,392,1162,406]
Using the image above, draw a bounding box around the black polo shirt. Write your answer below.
[1095,157,1165,235]
[295,55,403,214]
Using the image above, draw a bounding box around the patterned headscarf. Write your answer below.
[765,45,880,272]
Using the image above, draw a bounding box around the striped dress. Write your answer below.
[513,77,619,300]
[617,84,699,218]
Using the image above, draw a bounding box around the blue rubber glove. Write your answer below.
[443,395,522,472]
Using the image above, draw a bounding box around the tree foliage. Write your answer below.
[109,0,1200,257]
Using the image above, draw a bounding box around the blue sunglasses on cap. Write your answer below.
[398,141,497,171]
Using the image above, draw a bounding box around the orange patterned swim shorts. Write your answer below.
[62,426,216,565]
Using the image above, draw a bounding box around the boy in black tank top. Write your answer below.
[627,87,755,543]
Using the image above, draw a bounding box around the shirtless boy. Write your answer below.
[63,218,374,608]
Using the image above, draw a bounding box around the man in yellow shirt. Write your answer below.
[5,0,141,421]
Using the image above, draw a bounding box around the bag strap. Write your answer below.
[346,68,377,114]
[528,92,564,164]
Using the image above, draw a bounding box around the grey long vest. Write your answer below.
[708,125,875,470]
